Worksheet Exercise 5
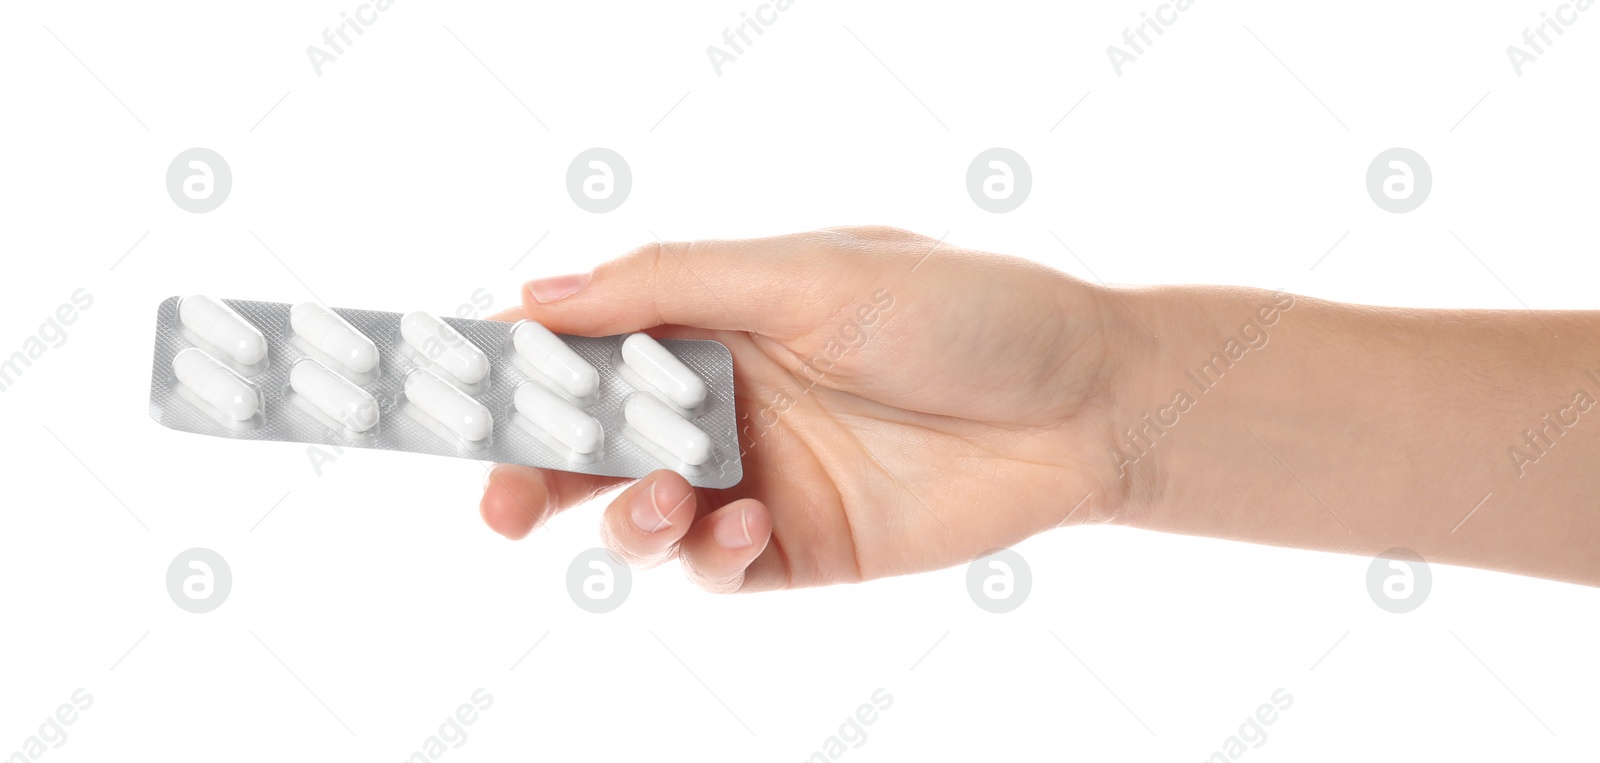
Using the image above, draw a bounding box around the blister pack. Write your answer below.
[145,296,744,489]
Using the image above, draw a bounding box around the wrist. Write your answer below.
[1093,284,1305,528]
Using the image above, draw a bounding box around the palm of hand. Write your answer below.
[673,260,1115,588]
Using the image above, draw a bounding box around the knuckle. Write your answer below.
[681,555,743,594]
[606,240,671,324]
[821,225,922,247]
[598,523,652,566]
[614,240,667,283]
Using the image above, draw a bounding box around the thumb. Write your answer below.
[520,233,872,338]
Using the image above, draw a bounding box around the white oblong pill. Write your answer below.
[179,295,267,366]
[400,311,489,385]
[625,392,711,466]
[291,359,379,433]
[512,321,598,401]
[405,368,492,442]
[173,347,259,421]
[291,302,378,374]
[621,333,707,410]
[514,382,602,455]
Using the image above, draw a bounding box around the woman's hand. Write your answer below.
[479,226,1140,591]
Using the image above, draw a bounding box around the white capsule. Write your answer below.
[514,382,603,455]
[621,333,707,410]
[173,348,259,422]
[625,393,711,466]
[290,302,378,374]
[512,321,598,401]
[291,359,379,433]
[405,368,492,442]
[400,311,489,386]
[179,295,267,366]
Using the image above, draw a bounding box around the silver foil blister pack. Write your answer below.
[146,296,744,489]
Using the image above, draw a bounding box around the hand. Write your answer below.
[479,226,1138,591]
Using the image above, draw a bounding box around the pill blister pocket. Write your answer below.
[146,296,744,489]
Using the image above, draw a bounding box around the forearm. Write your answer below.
[1103,285,1600,585]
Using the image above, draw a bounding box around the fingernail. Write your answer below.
[714,506,753,549]
[527,273,589,303]
[631,479,686,534]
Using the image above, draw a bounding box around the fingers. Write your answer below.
[485,466,778,591]
[598,470,697,567]
[520,232,876,338]
[594,471,774,592]
[479,464,624,540]
[676,498,773,593]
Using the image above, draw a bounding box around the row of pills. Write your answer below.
[169,295,716,469]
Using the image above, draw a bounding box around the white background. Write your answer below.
[2,1,1598,760]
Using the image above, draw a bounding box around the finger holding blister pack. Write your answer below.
[147,296,743,488]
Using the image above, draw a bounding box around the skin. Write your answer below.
[480,226,1600,591]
